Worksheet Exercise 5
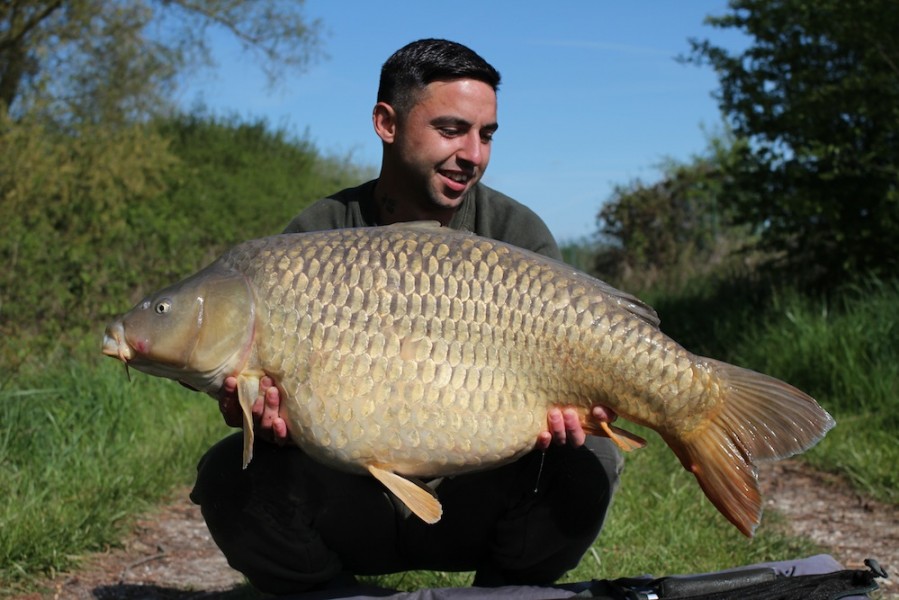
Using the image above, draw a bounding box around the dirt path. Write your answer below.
[758,461,897,598]
[13,460,897,599]
[14,500,246,600]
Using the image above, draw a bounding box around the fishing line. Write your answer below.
[533,450,546,493]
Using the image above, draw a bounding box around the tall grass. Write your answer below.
[649,276,898,504]
[728,280,899,502]
[0,350,227,592]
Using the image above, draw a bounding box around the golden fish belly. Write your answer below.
[221,225,711,477]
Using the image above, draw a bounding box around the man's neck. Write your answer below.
[372,180,459,226]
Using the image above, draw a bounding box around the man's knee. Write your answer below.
[476,440,621,585]
[190,434,343,594]
[543,438,621,538]
[585,435,624,496]
[190,433,246,510]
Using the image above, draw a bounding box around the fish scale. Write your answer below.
[227,229,573,474]
[232,228,687,468]
[103,222,834,533]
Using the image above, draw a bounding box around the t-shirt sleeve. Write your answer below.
[472,186,563,261]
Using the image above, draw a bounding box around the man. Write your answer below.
[191,38,622,595]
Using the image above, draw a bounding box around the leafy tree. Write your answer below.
[595,132,752,292]
[688,0,899,283]
[0,1,327,372]
[0,0,323,122]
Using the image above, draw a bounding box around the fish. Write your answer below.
[101,222,834,536]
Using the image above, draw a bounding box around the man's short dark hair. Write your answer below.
[377,39,501,117]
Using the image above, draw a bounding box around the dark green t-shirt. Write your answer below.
[283,180,562,261]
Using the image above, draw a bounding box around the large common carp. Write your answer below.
[102,222,834,536]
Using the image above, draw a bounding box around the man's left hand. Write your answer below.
[536,406,617,450]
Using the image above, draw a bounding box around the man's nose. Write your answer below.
[457,132,486,166]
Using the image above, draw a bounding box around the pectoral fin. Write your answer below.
[367,464,443,524]
[236,373,261,468]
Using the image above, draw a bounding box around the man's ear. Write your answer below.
[372,102,397,143]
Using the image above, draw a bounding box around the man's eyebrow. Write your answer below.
[431,116,471,128]
[431,116,499,131]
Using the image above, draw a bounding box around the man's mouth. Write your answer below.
[440,170,474,192]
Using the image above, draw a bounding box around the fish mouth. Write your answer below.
[102,322,133,364]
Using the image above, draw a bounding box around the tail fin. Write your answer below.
[664,359,835,537]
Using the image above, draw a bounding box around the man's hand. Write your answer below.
[536,406,617,450]
[219,375,291,444]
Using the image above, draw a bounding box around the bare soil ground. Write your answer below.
[758,461,897,598]
[11,460,897,599]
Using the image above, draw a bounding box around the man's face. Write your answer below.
[393,78,498,211]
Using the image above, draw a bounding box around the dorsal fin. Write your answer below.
[383,220,659,327]
[384,220,443,231]
[573,272,661,328]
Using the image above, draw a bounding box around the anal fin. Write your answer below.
[584,420,647,452]
[367,464,443,524]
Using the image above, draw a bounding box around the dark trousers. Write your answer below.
[190,433,622,595]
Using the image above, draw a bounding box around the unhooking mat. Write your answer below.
[287,554,888,600]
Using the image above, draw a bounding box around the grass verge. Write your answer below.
[650,277,899,505]
[0,355,227,593]
[729,281,899,503]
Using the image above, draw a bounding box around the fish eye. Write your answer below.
[154,299,172,314]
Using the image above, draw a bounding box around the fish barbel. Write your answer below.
[101,222,834,535]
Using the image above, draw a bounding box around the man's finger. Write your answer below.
[592,405,618,423]
[260,385,280,427]
[223,376,238,395]
[535,430,552,451]
[562,408,586,447]
[548,408,566,445]
[271,418,289,443]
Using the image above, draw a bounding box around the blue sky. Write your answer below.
[179,1,747,243]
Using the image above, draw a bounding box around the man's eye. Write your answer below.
[439,127,460,137]
[481,132,495,143]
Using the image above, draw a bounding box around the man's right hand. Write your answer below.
[218,376,290,444]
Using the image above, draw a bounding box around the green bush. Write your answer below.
[0,109,176,370]
[0,111,371,375]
